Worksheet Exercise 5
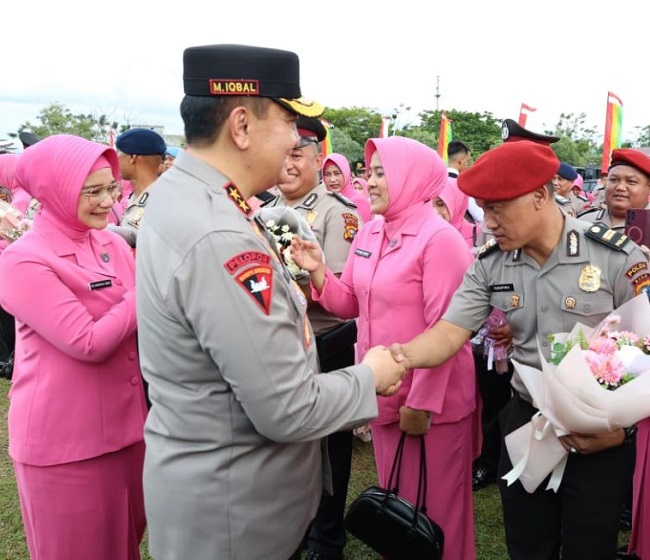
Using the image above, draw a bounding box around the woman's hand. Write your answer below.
[399,406,431,436]
[289,236,323,272]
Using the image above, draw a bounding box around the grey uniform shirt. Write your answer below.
[262,182,361,335]
[443,215,649,400]
[108,189,151,247]
[135,151,378,560]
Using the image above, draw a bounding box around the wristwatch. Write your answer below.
[623,425,638,445]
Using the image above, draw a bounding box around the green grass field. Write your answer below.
[0,379,630,559]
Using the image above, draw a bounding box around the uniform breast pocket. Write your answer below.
[490,292,525,315]
[560,293,613,319]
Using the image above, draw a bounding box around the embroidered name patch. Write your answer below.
[355,248,371,258]
[210,79,259,95]
[224,251,271,275]
[89,280,112,290]
[236,266,273,314]
[489,284,515,292]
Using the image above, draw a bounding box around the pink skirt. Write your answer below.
[14,442,145,560]
[629,418,650,558]
[371,417,475,560]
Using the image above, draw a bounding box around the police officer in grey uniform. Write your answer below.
[578,148,650,233]
[135,44,406,560]
[109,128,166,247]
[553,162,588,217]
[259,116,360,560]
[392,140,649,560]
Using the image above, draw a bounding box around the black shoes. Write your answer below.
[472,465,496,491]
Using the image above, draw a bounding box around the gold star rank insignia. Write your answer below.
[224,183,251,216]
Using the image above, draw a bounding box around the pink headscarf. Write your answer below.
[15,134,120,236]
[438,177,479,248]
[0,154,20,192]
[364,136,447,222]
[352,177,368,197]
[322,153,372,222]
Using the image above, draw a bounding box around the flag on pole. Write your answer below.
[379,116,391,138]
[320,119,333,157]
[518,103,536,127]
[601,92,623,173]
[437,113,453,163]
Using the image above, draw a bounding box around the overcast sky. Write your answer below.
[2,0,649,144]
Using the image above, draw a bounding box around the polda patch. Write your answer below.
[236,265,273,314]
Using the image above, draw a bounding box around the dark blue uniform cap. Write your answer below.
[501,119,559,146]
[116,128,166,156]
[183,44,324,118]
[557,162,578,181]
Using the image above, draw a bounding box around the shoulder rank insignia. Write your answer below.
[137,191,150,206]
[329,192,357,209]
[584,224,630,251]
[224,183,251,216]
[477,238,500,259]
[302,193,318,208]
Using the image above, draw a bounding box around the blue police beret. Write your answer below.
[116,128,166,156]
[165,146,181,158]
[557,162,578,181]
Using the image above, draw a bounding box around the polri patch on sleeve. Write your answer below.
[235,265,273,314]
[89,279,112,290]
[626,261,648,278]
[342,213,359,242]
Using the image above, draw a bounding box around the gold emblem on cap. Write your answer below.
[578,264,601,292]
[510,294,521,308]
[564,296,577,310]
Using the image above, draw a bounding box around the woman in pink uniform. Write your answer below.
[292,136,477,560]
[322,152,372,223]
[0,135,148,560]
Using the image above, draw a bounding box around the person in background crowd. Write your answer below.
[18,130,40,150]
[447,140,481,224]
[578,149,650,231]
[292,136,478,560]
[391,140,647,560]
[0,134,148,560]
[260,115,361,560]
[352,176,368,197]
[161,146,181,174]
[322,153,372,223]
[553,162,588,217]
[135,44,405,560]
[109,128,166,247]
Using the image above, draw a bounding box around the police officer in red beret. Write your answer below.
[579,148,650,231]
[391,140,648,560]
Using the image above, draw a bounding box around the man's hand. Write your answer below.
[362,345,407,396]
[399,406,431,436]
[560,429,625,455]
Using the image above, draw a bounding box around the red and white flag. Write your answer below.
[518,103,537,127]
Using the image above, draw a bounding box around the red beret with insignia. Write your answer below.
[609,148,650,180]
[458,140,560,201]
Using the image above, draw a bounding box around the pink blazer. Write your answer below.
[0,219,147,466]
[314,204,476,425]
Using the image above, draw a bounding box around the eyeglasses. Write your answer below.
[81,181,121,206]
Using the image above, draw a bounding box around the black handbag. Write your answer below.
[344,432,444,559]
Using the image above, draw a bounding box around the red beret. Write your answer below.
[609,148,650,179]
[458,140,560,201]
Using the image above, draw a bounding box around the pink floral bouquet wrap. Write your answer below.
[503,293,650,493]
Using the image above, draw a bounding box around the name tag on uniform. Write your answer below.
[89,280,112,290]
[489,283,514,292]
[355,249,371,258]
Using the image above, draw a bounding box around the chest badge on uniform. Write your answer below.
[564,296,577,310]
[128,206,145,226]
[510,294,521,308]
[235,265,273,314]
[578,264,601,292]
[305,210,318,226]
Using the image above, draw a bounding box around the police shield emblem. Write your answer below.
[578,264,601,293]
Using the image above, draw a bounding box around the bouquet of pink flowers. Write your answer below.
[503,293,650,493]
